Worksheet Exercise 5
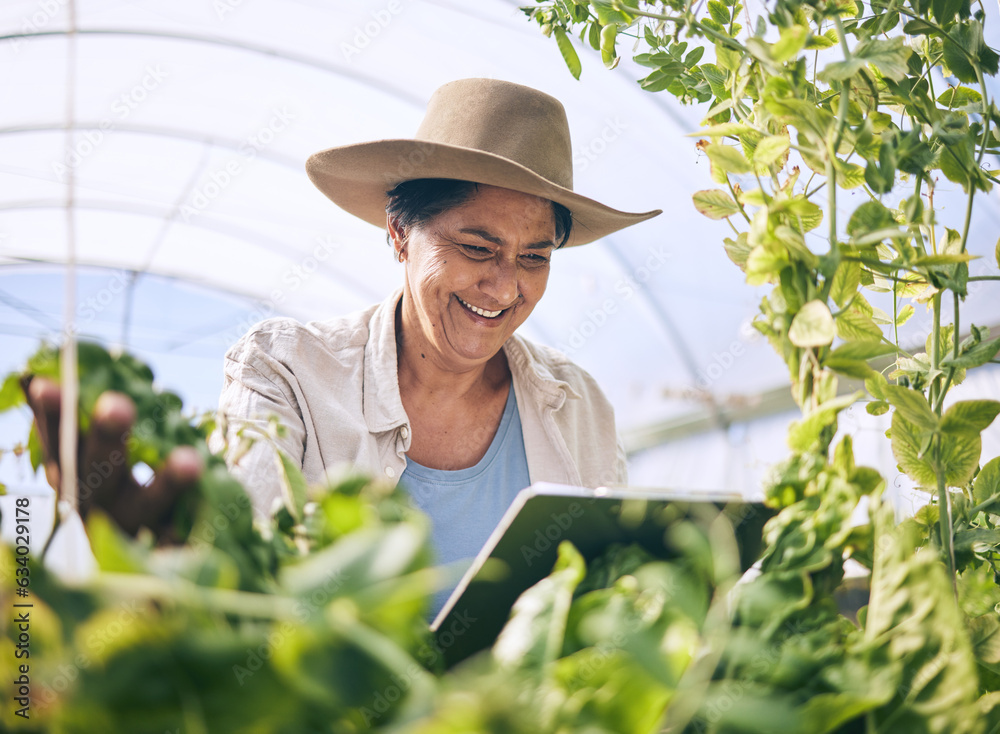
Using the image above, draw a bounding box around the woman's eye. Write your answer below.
[522,254,550,266]
[461,244,492,256]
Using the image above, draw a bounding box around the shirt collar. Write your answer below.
[363,288,408,434]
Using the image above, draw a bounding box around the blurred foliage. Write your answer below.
[522,0,1000,730]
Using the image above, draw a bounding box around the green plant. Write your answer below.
[522,0,1000,730]
[1,343,436,732]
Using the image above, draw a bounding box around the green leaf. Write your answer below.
[688,122,756,138]
[847,200,896,239]
[277,451,308,523]
[891,410,938,486]
[938,431,985,487]
[943,335,1000,369]
[684,45,705,68]
[996,235,1000,268]
[830,260,861,308]
[788,300,835,347]
[937,86,983,109]
[493,541,586,671]
[856,36,912,81]
[885,385,938,431]
[973,456,1000,507]
[0,372,24,413]
[912,252,976,266]
[708,0,730,25]
[554,27,582,80]
[931,0,968,24]
[939,400,1000,436]
[943,20,999,84]
[693,189,742,219]
[836,303,883,342]
[828,340,896,361]
[867,400,890,416]
[591,1,634,25]
[866,511,983,728]
[724,232,752,270]
[788,392,863,451]
[705,142,752,174]
[967,614,1000,668]
[753,135,790,166]
[772,24,808,62]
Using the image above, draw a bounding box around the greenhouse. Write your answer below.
[3,0,1000,731]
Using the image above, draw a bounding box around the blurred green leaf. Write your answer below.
[0,372,24,413]
[789,300,836,347]
[493,541,585,671]
[943,335,1000,369]
[973,457,1000,507]
[705,142,752,174]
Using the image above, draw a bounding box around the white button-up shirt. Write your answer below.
[216,289,627,518]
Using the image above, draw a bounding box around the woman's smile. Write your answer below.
[455,294,506,320]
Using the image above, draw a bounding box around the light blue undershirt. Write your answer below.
[402,385,531,616]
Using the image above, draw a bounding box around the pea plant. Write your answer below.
[526,0,1000,730]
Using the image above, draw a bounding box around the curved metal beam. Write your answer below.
[0,122,304,171]
[0,199,384,304]
[0,28,426,109]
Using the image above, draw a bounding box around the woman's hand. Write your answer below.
[21,375,202,540]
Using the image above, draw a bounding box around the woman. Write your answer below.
[218,78,660,584]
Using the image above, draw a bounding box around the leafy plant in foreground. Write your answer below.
[526,0,1000,730]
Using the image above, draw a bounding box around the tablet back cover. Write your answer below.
[429,483,773,668]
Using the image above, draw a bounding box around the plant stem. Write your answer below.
[930,291,942,410]
[935,437,959,596]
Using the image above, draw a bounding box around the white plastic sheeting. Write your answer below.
[1,0,999,493]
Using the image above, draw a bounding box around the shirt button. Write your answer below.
[385,466,396,479]
[400,426,409,439]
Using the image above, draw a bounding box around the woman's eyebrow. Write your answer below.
[458,227,555,250]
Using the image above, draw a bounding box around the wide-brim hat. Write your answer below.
[305,78,661,248]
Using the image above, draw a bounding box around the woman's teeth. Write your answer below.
[457,296,503,318]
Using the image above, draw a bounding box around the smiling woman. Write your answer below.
[215,78,661,607]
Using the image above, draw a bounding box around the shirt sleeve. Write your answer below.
[213,337,307,520]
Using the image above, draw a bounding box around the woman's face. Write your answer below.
[395,184,558,372]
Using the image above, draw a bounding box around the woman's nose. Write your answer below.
[479,257,519,307]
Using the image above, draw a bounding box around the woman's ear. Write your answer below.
[386,214,406,261]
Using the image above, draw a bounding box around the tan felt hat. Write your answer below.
[305,78,661,247]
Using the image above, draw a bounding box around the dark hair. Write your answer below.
[384,178,573,249]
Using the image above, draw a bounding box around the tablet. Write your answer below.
[429,483,774,668]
